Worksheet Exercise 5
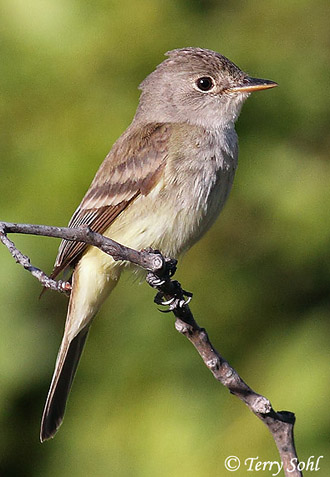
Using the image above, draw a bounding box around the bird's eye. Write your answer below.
[195,76,215,92]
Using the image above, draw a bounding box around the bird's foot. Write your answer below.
[154,282,193,313]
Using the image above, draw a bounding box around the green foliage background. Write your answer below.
[1,1,329,476]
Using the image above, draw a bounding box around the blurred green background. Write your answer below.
[1,0,329,476]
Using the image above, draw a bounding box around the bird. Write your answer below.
[40,47,277,441]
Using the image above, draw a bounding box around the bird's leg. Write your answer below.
[154,281,193,312]
[143,248,192,312]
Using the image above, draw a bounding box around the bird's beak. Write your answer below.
[227,77,278,93]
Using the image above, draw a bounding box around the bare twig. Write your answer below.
[0,220,301,476]
[146,275,301,477]
[0,225,71,294]
[0,221,168,296]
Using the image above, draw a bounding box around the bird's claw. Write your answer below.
[146,272,166,287]
[154,289,193,312]
[159,296,176,306]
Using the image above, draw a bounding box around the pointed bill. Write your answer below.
[227,77,278,93]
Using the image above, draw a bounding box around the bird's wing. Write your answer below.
[51,122,171,278]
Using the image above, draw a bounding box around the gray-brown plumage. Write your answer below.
[40,47,277,441]
[51,123,171,278]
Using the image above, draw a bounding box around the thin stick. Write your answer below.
[0,220,302,475]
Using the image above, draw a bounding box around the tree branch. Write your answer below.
[0,220,301,476]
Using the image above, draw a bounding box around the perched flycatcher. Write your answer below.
[40,47,277,441]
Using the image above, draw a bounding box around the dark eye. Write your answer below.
[195,76,214,92]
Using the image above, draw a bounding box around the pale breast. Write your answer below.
[103,125,238,259]
[156,125,238,254]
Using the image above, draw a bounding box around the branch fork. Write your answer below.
[0,221,302,476]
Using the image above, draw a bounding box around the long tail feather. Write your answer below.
[40,327,89,442]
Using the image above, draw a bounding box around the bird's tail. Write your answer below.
[40,248,121,442]
[40,327,89,442]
